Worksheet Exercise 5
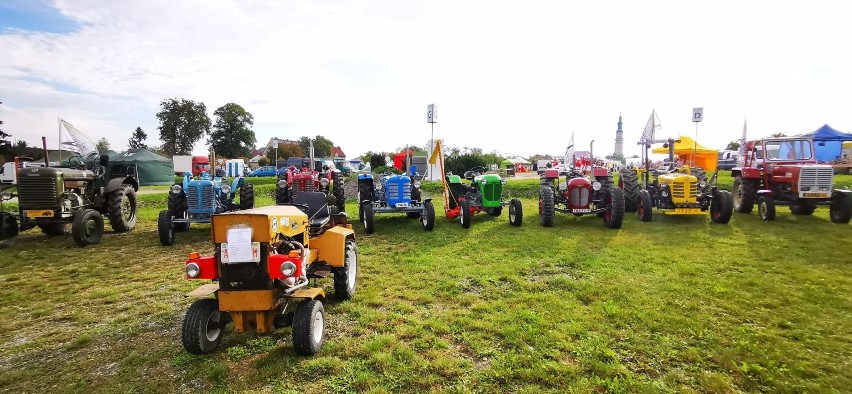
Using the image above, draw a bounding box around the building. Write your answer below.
[332,146,346,159]
[264,137,299,152]
[614,114,624,159]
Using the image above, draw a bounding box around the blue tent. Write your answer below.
[799,124,852,162]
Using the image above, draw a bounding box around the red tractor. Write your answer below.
[276,161,345,214]
[538,157,625,229]
[732,137,851,223]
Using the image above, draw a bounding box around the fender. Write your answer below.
[105,176,138,193]
[757,189,773,195]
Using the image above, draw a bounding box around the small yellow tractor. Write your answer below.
[180,192,357,355]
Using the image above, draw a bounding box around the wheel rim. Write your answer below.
[313,309,324,344]
[85,218,96,237]
[347,247,357,292]
[638,200,644,218]
[205,310,222,342]
[122,195,134,221]
[759,201,766,218]
[510,204,516,221]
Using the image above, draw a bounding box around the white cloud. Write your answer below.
[1,0,850,158]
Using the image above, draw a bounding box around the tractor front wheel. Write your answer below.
[509,198,523,226]
[239,183,255,210]
[637,189,653,222]
[360,202,374,234]
[107,185,137,232]
[539,186,555,227]
[460,198,472,228]
[0,212,19,249]
[72,209,104,246]
[181,298,225,355]
[710,190,733,224]
[758,195,776,222]
[158,209,175,246]
[421,201,435,231]
[829,193,851,224]
[603,187,625,229]
[333,239,358,300]
[292,300,325,356]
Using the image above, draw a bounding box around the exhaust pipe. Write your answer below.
[42,136,50,167]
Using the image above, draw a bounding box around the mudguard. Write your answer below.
[105,176,139,193]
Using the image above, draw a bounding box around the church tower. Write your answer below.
[614,114,624,159]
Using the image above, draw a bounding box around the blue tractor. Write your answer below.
[158,172,255,245]
[357,170,435,233]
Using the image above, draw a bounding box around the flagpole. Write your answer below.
[58,118,62,163]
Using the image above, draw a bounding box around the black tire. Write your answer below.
[360,202,374,234]
[603,187,625,229]
[637,189,653,222]
[333,240,358,300]
[421,200,435,231]
[710,190,733,224]
[39,222,66,236]
[509,198,523,226]
[239,183,255,210]
[690,167,707,185]
[181,298,225,355]
[276,183,291,205]
[72,209,104,246]
[829,193,852,224]
[789,200,816,215]
[620,169,640,212]
[733,176,757,214]
[333,172,345,213]
[539,186,555,227]
[158,209,175,246]
[758,195,776,222]
[107,185,137,232]
[168,192,189,231]
[460,198,471,228]
[292,300,325,356]
[0,212,19,249]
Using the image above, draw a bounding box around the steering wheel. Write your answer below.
[68,155,83,166]
[91,165,104,178]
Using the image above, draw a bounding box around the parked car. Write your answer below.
[717,150,738,170]
[249,166,278,177]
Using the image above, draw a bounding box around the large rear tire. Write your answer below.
[181,298,225,355]
[620,169,640,212]
[239,183,255,210]
[509,198,523,226]
[292,300,325,356]
[421,201,435,231]
[168,192,189,231]
[158,209,175,246]
[733,176,756,213]
[72,209,104,246]
[829,193,851,224]
[0,212,19,249]
[333,240,358,300]
[637,189,653,222]
[332,172,346,213]
[460,198,471,229]
[539,186,555,227]
[710,190,733,224]
[107,186,137,232]
[276,183,291,205]
[758,195,776,222]
[603,187,625,229]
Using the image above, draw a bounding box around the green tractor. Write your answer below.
[444,166,523,228]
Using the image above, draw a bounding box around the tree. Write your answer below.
[208,103,256,158]
[15,140,27,148]
[258,157,269,166]
[96,137,111,153]
[128,127,148,150]
[394,144,426,153]
[266,143,303,166]
[156,98,211,156]
[726,140,740,151]
[299,135,334,158]
[369,153,386,169]
[769,132,787,138]
[0,99,10,143]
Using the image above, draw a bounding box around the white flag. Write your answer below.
[737,118,747,165]
[638,110,661,145]
[60,119,98,156]
[564,131,575,169]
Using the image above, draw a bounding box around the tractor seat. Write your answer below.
[294,192,330,231]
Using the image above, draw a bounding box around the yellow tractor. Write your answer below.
[180,192,357,355]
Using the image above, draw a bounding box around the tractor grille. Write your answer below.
[671,182,697,200]
[17,177,60,209]
[387,179,411,202]
[570,187,590,207]
[218,244,272,290]
[291,180,315,200]
[799,167,833,190]
[187,184,215,210]
[483,183,501,202]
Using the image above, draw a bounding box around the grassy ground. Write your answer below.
[0,173,850,392]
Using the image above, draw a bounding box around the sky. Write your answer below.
[1,0,851,160]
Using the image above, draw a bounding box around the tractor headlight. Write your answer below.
[481,178,487,185]
[221,185,231,194]
[699,181,707,188]
[0,192,11,201]
[558,182,567,191]
[281,262,297,276]
[659,182,668,188]
[413,180,421,188]
[501,179,507,185]
[592,182,602,191]
[185,263,200,278]
[277,180,287,188]
[320,178,330,187]
[170,185,182,194]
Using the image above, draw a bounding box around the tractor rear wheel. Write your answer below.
[710,190,733,224]
[360,202,374,234]
[292,300,325,356]
[509,198,523,226]
[107,185,137,232]
[460,198,471,228]
[758,195,776,222]
[539,186,555,227]
[239,183,255,210]
[829,193,851,224]
[333,172,346,213]
[276,183,291,205]
[158,209,175,246]
[789,200,816,215]
[0,212,19,249]
[181,298,225,355]
[39,222,66,236]
[421,201,435,231]
[168,192,189,231]
[620,169,640,212]
[733,176,756,213]
[603,187,625,229]
[637,189,653,222]
[333,240,358,300]
[690,167,708,185]
[72,209,104,246]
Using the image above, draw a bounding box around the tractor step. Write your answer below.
[307,265,332,278]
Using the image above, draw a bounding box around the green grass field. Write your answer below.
[0,172,850,392]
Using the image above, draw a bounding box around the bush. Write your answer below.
[372,166,402,175]
[444,153,487,175]
[369,154,386,170]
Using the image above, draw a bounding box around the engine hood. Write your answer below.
[19,166,94,181]
[658,173,696,184]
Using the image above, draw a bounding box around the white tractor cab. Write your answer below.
[1,157,44,185]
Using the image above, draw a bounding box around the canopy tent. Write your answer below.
[797,124,852,162]
[112,148,174,186]
[500,159,514,169]
[651,135,718,171]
